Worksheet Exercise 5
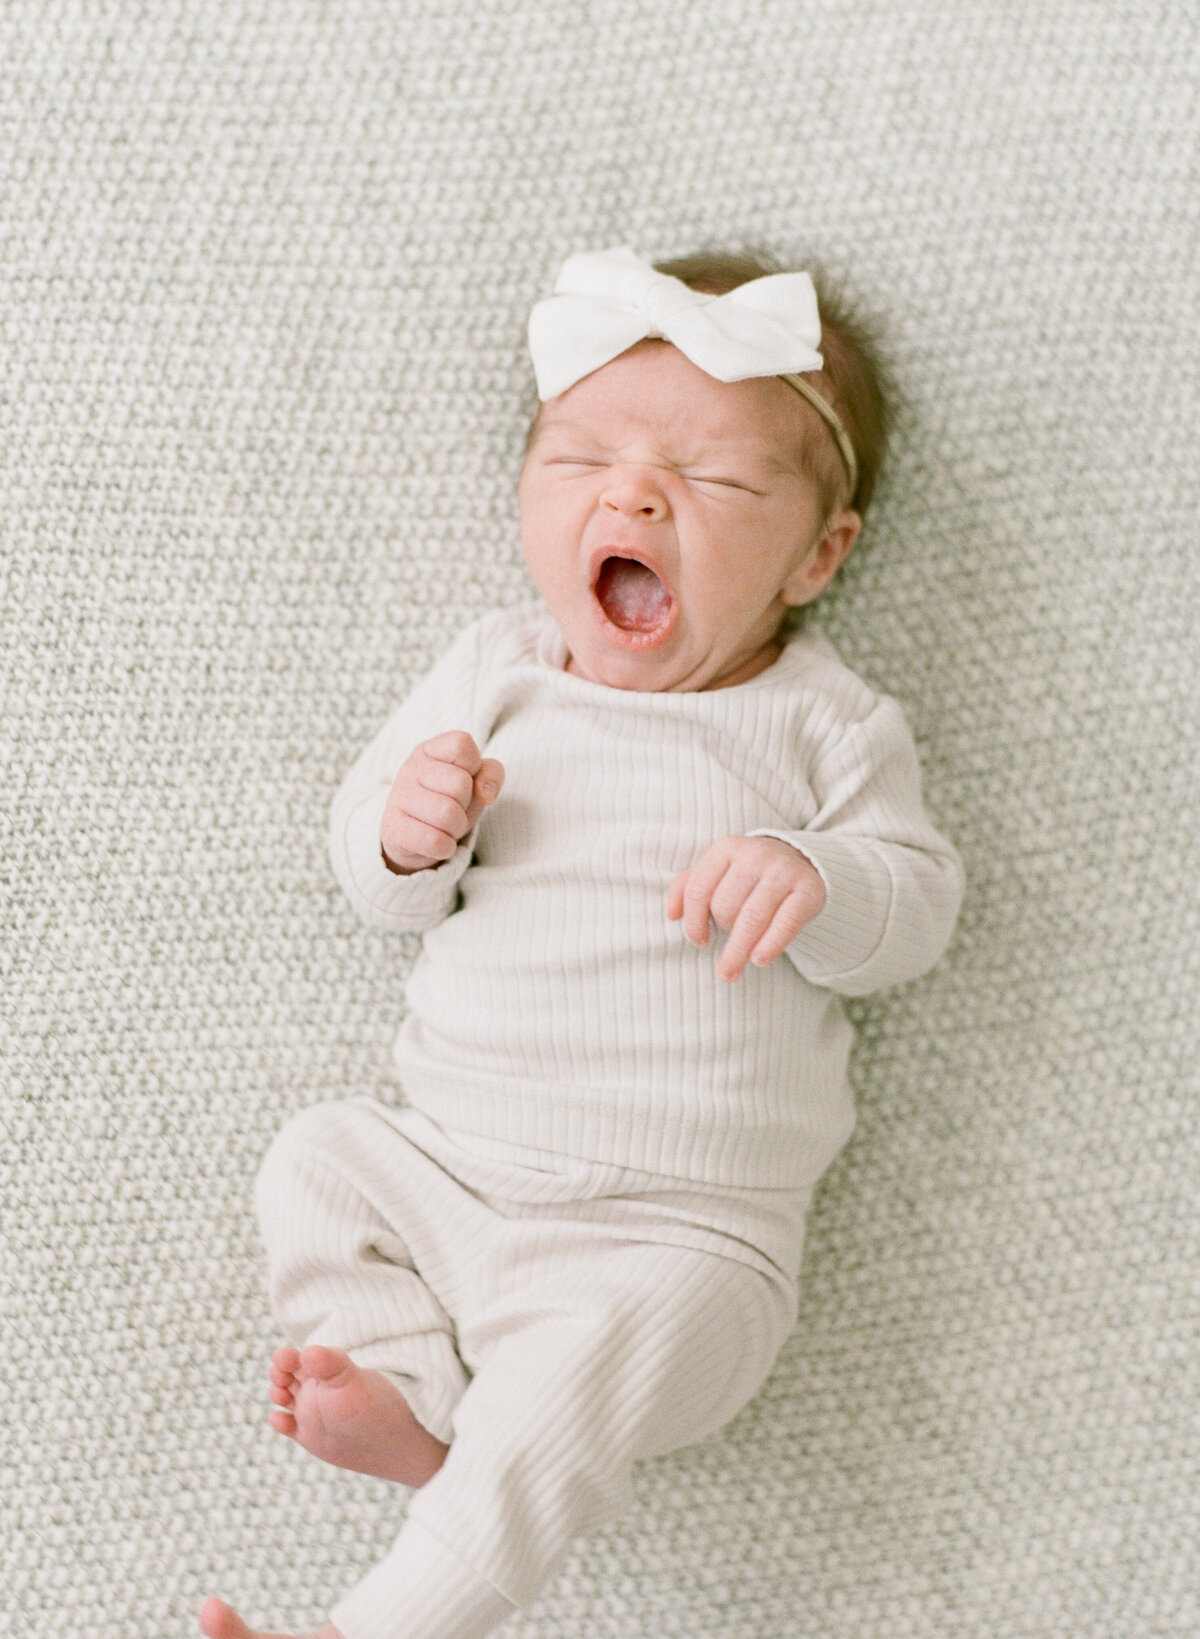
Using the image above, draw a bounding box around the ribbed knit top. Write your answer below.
[330,602,964,1188]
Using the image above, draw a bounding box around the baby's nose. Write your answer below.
[600,467,669,521]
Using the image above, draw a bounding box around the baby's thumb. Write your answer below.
[476,758,504,804]
[462,759,504,832]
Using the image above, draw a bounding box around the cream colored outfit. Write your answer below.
[256,601,963,1639]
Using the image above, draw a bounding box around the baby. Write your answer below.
[201,247,964,1639]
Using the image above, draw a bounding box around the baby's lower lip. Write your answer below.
[592,604,678,649]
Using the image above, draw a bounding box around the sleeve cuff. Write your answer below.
[333,783,473,933]
[748,828,893,987]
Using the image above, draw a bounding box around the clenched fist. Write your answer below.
[667,834,827,983]
[380,730,505,875]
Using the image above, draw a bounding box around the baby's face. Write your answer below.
[519,341,860,692]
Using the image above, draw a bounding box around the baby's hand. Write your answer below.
[666,835,827,983]
[380,731,504,874]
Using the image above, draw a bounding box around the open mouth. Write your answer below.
[593,555,675,636]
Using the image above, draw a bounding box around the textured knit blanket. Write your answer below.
[3,4,1198,1637]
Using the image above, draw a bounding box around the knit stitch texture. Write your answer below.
[2,3,1198,1637]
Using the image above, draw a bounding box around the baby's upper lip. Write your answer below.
[587,539,676,601]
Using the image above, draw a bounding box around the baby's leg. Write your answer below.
[201,1102,475,1637]
[253,1099,470,1468]
[329,1237,797,1639]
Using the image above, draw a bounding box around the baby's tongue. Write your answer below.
[596,557,671,632]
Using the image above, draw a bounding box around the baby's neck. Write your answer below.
[705,640,782,689]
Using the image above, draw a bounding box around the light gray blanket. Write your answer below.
[3,3,1197,1635]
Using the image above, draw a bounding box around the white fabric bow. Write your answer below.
[528,246,826,400]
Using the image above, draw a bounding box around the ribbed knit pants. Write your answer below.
[254,1096,807,1639]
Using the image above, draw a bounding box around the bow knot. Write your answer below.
[639,274,709,335]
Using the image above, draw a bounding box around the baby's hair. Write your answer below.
[653,250,895,517]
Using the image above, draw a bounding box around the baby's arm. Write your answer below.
[671,693,964,994]
[329,619,500,932]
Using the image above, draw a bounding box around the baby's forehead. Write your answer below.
[527,340,823,476]
[532,392,805,469]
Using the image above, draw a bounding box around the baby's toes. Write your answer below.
[271,1346,300,1374]
[268,1407,298,1438]
[269,1379,294,1409]
[298,1344,354,1383]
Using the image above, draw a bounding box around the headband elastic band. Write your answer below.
[779,374,859,505]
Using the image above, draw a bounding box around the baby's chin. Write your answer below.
[564,630,779,694]
[562,629,686,691]
[564,645,678,691]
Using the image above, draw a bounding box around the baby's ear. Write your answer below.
[782,511,861,607]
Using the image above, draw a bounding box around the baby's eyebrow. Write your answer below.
[532,417,796,478]
[532,415,611,443]
[686,443,791,475]
[759,449,809,477]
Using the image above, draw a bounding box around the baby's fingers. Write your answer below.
[670,852,734,947]
[665,871,689,924]
[422,729,485,773]
[744,890,813,973]
[715,880,791,982]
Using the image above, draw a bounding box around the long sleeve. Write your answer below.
[328,619,492,934]
[751,694,964,997]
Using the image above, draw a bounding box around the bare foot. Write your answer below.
[198,1594,343,1639]
[268,1344,449,1486]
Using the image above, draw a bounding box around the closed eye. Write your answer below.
[688,475,762,493]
